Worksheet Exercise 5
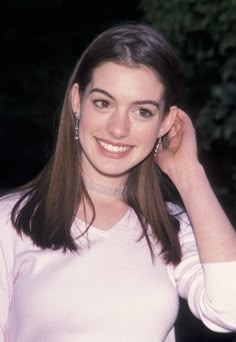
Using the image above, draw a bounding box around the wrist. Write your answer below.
[171,161,206,196]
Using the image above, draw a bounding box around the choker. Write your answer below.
[83,177,127,196]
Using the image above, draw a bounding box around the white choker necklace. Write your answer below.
[83,177,127,196]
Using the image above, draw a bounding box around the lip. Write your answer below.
[96,138,133,148]
[95,138,133,158]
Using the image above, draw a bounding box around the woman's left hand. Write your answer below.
[155,108,199,185]
[156,109,236,264]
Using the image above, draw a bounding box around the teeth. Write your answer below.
[98,140,130,153]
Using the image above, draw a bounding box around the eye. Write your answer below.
[137,108,153,118]
[93,99,111,108]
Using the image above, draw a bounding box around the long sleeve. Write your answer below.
[167,204,236,332]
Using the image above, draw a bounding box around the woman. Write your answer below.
[0,23,236,342]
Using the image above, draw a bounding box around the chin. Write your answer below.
[94,165,131,178]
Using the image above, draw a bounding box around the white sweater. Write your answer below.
[0,196,236,342]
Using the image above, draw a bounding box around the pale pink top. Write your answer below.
[0,195,236,342]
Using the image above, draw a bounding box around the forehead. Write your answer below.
[87,62,165,101]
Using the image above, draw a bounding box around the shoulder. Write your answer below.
[0,192,22,219]
[0,194,21,268]
[0,192,33,260]
[166,202,193,244]
[166,202,190,227]
[0,192,26,241]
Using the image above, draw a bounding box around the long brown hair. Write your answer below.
[10,23,182,264]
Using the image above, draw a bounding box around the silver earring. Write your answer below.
[154,137,161,158]
[74,112,79,140]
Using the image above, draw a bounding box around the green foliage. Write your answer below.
[197,57,236,149]
[139,0,236,79]
[139,0,236,220]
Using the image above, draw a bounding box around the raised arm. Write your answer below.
[157,108,236,263]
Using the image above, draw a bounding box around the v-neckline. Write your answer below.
[75,208,132,237]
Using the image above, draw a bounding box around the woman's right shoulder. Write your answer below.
[0,191,27,229]
[0,191,32,250]
[0,192,22,213]
[0,190,37,259]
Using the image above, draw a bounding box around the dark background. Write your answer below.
[0,1,235,341]
[0,0,141,189]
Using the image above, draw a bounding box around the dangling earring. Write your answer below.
[154,137,161,158]
[74,112,79,140]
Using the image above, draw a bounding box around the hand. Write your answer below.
[155,108,199,184]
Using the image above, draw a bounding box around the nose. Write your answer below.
[106,110,130,139]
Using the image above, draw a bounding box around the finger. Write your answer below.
[165,121,182,140]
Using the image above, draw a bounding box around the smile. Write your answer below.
[97,139,131,153]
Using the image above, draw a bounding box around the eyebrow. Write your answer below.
[132,100,160,109]
[89,88,114,99]
[89,88,160,109]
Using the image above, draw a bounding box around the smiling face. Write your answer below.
[71,62,176,185]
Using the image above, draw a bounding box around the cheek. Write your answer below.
[79,108,101,133]
[137,123,161,147]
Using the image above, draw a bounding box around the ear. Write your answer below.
[158,106,178,138]
[71,83,81,116]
